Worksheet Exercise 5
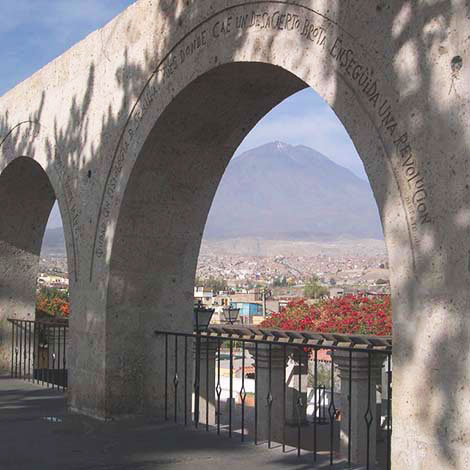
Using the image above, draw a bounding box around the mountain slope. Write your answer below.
[203,141,383,240]
[41,227,66,255]
[42,141,383,255]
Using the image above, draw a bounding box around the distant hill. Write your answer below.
[42,141,383,255]
[41,227,65,256]
[204,141,383,240]
[199,238,386,257]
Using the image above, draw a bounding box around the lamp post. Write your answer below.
[221,306,240,325]
[193,300,215,332]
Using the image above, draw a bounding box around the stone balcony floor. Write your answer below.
[0,376,366,470]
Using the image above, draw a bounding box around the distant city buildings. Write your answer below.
[37,256,69,291]
[37,248,390,313]
[195,250,390,293]
[37,274,69,290]
[192,247,390,327]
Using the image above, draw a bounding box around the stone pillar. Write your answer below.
[285,349,309,425]
[194,337,217,426]
[249,344,287,443]
[335,350,385,467]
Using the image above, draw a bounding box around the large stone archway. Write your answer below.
[1,1,469,467]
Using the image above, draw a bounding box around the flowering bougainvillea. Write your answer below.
[261,294,391,336]
[36,288,70,318]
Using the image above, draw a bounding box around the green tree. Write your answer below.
[273,276,288,287]
[195,276,227,293]
[303,276,328,299]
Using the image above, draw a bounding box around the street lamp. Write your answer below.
[193,300,215,332]
[221,306,240,325]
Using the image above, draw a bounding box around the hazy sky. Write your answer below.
[0,1,365,229]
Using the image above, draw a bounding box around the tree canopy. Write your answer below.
[303,275,329,299]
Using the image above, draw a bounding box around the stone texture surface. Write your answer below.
[0,1,469,468]
[195,338,217,426]
[335,350,385,466]
[249,343,287,443]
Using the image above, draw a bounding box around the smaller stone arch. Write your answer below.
[0,119,81,284]
[0,156,70,370]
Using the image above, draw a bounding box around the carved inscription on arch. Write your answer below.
[93,2,431,274]
[327,37,431,226]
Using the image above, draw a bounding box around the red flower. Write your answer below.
[260,294,391,336]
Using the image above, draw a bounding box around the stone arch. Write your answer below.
[99,56,410,418]
[0,121,81,285]
[76,2,428,423]
[0,154,74,369]
[0,120,79,370]
[91,3,419,287]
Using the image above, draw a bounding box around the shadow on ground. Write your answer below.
[0,377,370,470]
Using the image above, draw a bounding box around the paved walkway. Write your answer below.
[0,377,363,470]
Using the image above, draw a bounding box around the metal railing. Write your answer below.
[8,318,68,390]
[7,319,391,468]
[155,325,392,470]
